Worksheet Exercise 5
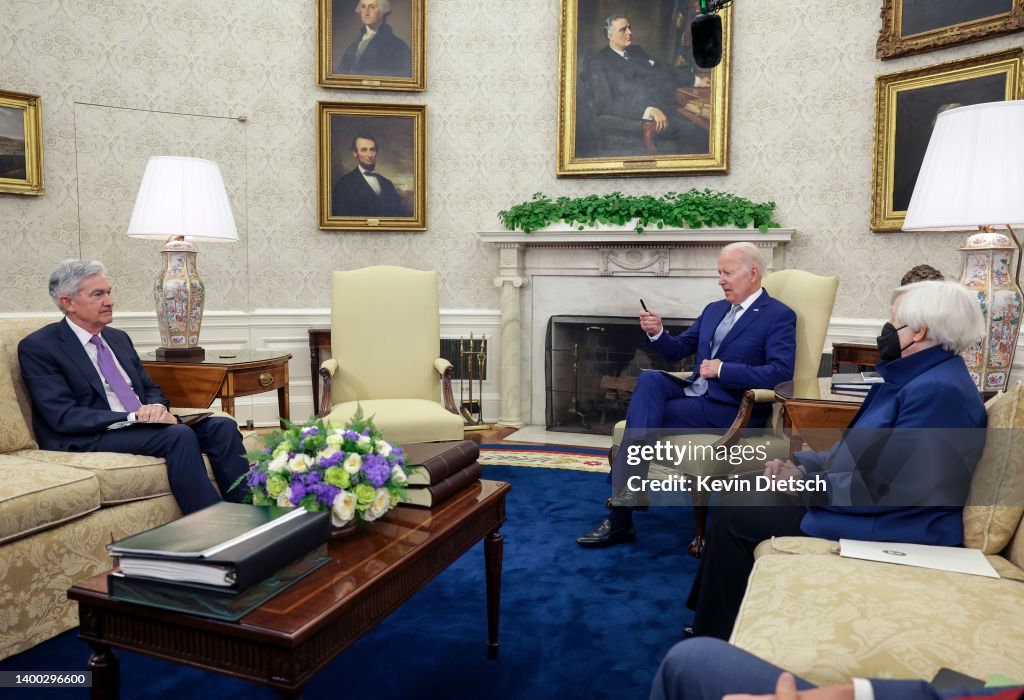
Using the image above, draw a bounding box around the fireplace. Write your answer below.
[477,227,793,428]
[545,315,694,435]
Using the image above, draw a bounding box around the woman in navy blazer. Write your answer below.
[686,280,988,639]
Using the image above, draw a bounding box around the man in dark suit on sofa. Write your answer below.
[331,134,410,218]
[18,259,249,515]
[577,242,797,546]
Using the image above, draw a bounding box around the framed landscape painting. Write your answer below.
[870,48,1024,233]
[556,0,732,177]
[317,102,426,231]
[316,0,425,91]
[0,89,43,196]
[876,0,1024,59]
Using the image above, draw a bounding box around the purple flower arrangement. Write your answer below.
[236,407,408,527]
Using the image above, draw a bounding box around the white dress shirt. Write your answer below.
[65,317,137,418]
[360,166,382,195]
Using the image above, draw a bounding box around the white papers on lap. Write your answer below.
[839,539,1000,578]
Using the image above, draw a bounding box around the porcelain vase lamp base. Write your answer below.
[959,231,1023,393]
[154,236,207,360]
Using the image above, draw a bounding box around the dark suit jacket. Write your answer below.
[331,167,409,218]
[18,320,167,451]
[648,290,797,427]
[339,22,411,77]
[584,45,696,122]
[797,345,987,546]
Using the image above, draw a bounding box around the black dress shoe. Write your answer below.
[605,489,649,512]
[576,518,637,547]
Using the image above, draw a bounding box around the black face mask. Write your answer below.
[876,322,910,362]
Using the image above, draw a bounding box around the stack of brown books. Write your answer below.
[401,440,482,508]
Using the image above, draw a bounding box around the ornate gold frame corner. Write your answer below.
[317,101,427,232]
[556,1,732,178]
[876,0,1024,60]
[870,48,1024,233]
[0,89,44,196]
[316,0,426,91]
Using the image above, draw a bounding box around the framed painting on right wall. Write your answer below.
[870,48,1024,233]
[876,0,1024,60]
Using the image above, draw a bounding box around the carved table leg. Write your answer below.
[88,642,119,700]
[484,528,504,659]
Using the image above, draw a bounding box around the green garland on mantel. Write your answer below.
[497,188,781,234]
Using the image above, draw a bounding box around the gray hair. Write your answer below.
[49,259,107,312]
[604,14,627,37]
[721,242,766,274]
[354,0,390,16]
[891,280,984,354]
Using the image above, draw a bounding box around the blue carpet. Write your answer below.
[1,464,698,700]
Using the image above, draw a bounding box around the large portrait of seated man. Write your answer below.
[557,0,732,177]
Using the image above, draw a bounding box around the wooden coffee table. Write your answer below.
[68,480,509,699]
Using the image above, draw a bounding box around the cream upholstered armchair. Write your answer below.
[318,266,465,445]
[610,269,840,556]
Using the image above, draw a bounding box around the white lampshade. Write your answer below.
[127,156,238,242]
[903,100,1024,231]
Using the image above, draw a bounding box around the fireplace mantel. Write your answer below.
[478,227,794,427]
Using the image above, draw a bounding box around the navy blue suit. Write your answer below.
[799,345,987,546]
[686,345,987,640]
[18,320,248,514]
[651,638,1021,700]
[612,289,797,493]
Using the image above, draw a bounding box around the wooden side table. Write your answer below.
[831,342,880,373]
[142,349,292,427]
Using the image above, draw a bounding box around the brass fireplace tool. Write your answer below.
[459,334,490,431]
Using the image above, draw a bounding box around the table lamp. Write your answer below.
[903,100,1024,392]
[127,156,239,360]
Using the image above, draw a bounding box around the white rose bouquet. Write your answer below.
[234,407,408,527]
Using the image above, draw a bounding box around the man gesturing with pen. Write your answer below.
[577,242,797,547]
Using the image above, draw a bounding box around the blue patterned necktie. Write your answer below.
[685,304,741,397]
[711,304,741,357]
[89,335,142,412]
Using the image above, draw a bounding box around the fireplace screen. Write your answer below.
[545,315,694,435]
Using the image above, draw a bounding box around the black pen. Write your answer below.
[640,299,649,312]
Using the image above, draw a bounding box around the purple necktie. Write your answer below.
[89,336,142,412]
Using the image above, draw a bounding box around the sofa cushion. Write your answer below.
[0,454,100,544]
[0,345,36,453]
[732,552,1024,685]
[0,316,58,442]
[963,386,1024,553]
[17,449,175,505]
[754,534,1024,581]
[1007,519,1024,571]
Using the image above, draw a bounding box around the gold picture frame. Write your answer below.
[0,89,44,196]
[317,101,426,231]
[556,1,732,178]
[870,48,1024,233]
[877,0,1024,60]
[316,0,425,91]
